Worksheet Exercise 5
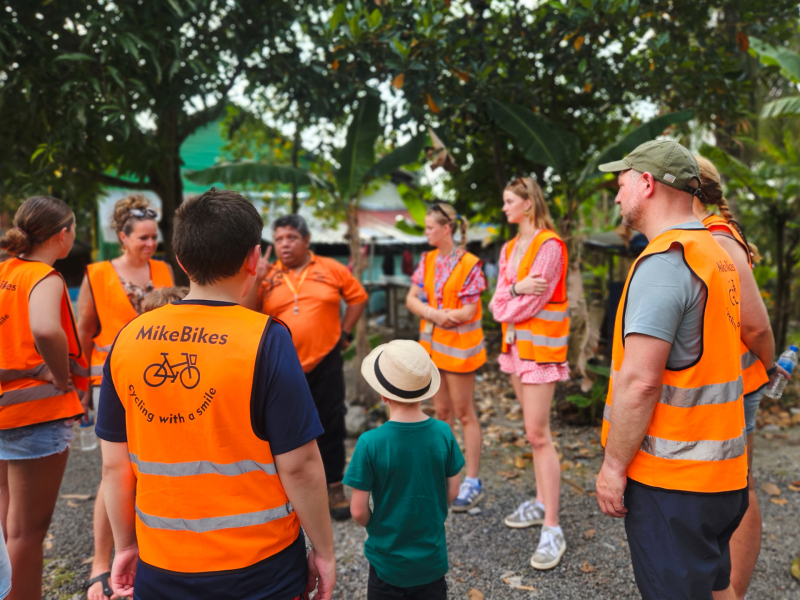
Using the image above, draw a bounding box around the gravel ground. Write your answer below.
[43,418,800,599]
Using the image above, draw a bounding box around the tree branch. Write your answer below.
[178,65,246,144]
[85,170,156,191]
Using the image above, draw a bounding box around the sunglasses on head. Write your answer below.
[429,203,451,219]
[128,208,158,219]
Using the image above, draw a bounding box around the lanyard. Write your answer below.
[282,262,312,315]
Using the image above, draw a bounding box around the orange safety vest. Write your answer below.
[500,231,570,364]
[109,302,300,573]
[418,250,486,373]
[87,259,173,384]
[601,227,747,493]
[0,257,87,429]
[703,214,769,396]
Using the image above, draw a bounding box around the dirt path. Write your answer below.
[43,369,800,599]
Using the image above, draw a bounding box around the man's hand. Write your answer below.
[513,272,548,296]
[80,383,92,417]
[255,245,273,281]
[337,332,352,352]
[109,545,138,597]
[305,548,336,600]
[596,460,628,518]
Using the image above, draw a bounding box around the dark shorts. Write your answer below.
[624,479,749,600]
[367,565,447,600]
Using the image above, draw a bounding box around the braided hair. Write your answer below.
[695,155,761,263]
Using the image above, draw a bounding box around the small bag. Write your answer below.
[504,323,516,345]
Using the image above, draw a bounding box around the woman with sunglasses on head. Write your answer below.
[405,202,487,512]
[490,178,569,570]
[0,196,89,599]
[76,195,173,600]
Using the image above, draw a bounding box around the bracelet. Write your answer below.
[767,364,778,377]
[341,330,354,344]
[510,283,518,298]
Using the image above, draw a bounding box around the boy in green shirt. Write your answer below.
[344,340,464,599]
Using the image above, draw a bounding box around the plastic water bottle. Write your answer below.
[80,412,98,451]
[763,345,798,400]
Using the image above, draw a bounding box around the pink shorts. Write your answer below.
[498,343,570,384]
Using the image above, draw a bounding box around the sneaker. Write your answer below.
[530,525,566,570]
[504,500,545,529]
[327,482,351,521]
[451,479,483,512]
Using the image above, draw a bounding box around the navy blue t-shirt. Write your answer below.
[96,300,323,600]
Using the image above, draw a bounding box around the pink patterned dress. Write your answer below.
[489,238,570,384]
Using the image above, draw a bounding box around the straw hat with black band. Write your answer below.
[599,139,708,203]
[362,340,440,403]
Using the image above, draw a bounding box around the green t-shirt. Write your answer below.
[342,418,465,588]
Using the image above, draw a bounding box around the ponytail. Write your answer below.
[457,215,468,250]
[695,155,760,264]
[0,196,74,256]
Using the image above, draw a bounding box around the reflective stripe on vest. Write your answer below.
[111,303,299,573]
[0,258,86,429]
[418,250,486,373]
[601,228,747,493]
[135,502,293,533]
[500,231,570,364]
[88,260,173,385]
[129,453,278,477]
[702,215,769,395]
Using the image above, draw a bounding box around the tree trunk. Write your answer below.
[346,201,375,406]
[291,128,301,214]
[156,109,187,285]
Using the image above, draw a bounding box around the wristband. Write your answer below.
[767,364,778,377]
[341,330,353,344]
[511,283,518,298]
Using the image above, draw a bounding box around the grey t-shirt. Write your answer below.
[623,221,708,370]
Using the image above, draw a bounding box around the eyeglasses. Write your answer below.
[128,208,158,219]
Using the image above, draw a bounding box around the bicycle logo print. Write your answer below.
[144,352,201,390]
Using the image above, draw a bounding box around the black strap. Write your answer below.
[85,571,113,597]
[374,352,431,399]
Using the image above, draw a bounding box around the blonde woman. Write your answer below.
[405,202,487,511]
[490,178,569,570]
[77,195,173,599]
[693,156,786,599]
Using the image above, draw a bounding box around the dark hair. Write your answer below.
[173,188,264,285]
[111,194,156,236]
[272,214,310,239]
[0,196,74,256]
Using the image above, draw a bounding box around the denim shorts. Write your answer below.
[743,387,765,436]
[0,419,74,460]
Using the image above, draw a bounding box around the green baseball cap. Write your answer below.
[598,140,706,201]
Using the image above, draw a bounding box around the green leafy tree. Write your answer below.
[0,0,330,278]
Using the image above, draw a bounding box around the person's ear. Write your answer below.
[303,236,311,249]
[642,172,657,198]
[244,244,260,276]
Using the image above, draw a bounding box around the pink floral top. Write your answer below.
[490,237,570,383]
[411,249,486,309]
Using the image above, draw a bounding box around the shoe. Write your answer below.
[504,499,545,529]
[530,525,566,570]
[451,479,483,512]
[328,482,351,521]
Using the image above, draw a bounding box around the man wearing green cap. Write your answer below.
[595,140,749,600]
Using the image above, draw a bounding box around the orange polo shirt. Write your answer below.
[258,253,368,373]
